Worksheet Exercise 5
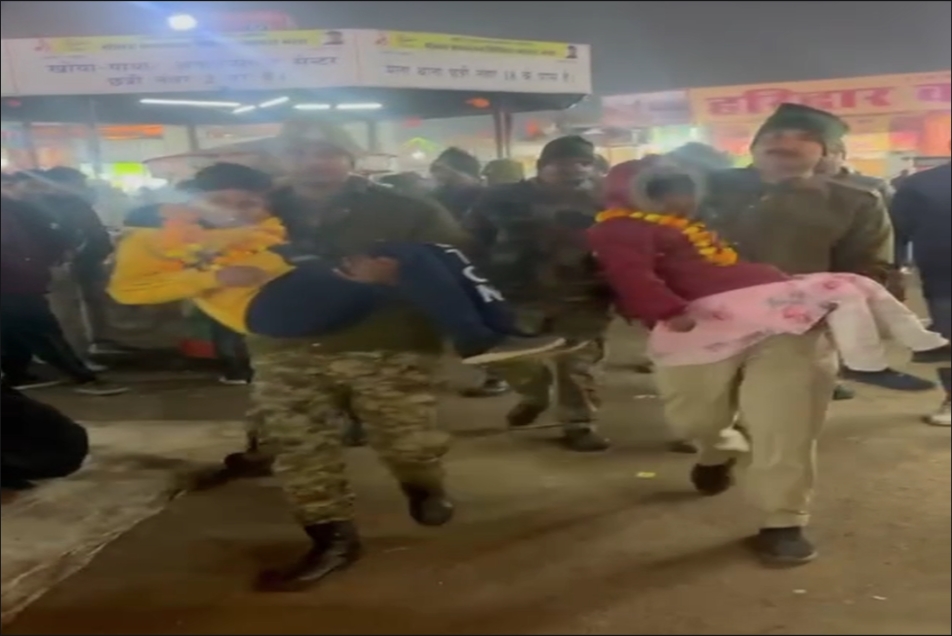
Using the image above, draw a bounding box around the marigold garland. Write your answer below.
[595,208,739,266]
[152,206,287,272]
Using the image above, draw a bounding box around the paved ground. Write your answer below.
[4,341,951,635]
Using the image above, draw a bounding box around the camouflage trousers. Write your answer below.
[491,305,611,431]
[251,347,449,526]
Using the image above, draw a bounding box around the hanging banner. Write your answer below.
[355,31,592,94]
[601,91,693,127]
[1,30,358,96]
[688,71,951,124]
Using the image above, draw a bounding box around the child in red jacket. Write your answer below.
[587,163,948,381]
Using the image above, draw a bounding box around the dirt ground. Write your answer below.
[4,346,951,635]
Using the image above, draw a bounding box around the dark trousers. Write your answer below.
[928,297,951,394]
[247,242,515,355]
[1,382,89,487]
[0,293,96,383]
[72,259,111,344]
[208,318,252,381]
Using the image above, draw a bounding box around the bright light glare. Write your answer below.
[336,102,383,111]
[233,105,257,114]
[294,103,332,111]
[410,151,426,161]
[140,98,241,108]
[167,14,198,31]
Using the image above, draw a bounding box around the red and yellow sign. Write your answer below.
[688,71,950,124]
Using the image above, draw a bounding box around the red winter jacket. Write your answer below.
[587,216,788,326]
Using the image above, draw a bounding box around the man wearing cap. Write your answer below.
[429,147,484,221]
[673,104,899,564]
[429,148,512,399]
[468,135,613,453]
[248,116,466,591]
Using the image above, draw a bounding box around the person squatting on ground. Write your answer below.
[108,163,564,366]
[1,379,89,491]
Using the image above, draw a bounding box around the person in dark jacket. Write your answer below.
[890,160,952,426]
[429,148,513,398]
[468,135,613,452]
[430,147,484,221]
[34,167,122,355]
[1,381,89,490]
[1,196,126,395]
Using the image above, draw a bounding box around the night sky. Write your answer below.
[1,0,949,94]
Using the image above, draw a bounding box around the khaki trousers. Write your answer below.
[654,331,838,528]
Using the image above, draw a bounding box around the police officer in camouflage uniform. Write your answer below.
[468,136,613,453]
[249,116,466,591]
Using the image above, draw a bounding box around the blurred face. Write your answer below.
[193,189,271,227]
[537,156,596,189]
[279,141,353,188]
[430,163,475,189]
[815,149,846,176]
[751,129,825,181]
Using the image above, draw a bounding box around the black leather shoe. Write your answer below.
[256,521,362,592]
[747,527,818,565]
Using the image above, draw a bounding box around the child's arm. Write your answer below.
[108,230,221,305]
[587,220,689,325]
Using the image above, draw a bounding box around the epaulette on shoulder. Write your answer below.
[824,176,880,198]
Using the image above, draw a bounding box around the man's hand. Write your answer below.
[664,315,696,333]
[215,266,270,288]
[336,255,400,285]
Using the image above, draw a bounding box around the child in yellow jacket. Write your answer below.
[109,163,563,364]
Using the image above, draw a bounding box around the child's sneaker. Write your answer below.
[923,398,951,427]
[462,335,565,365]
[73,380,130,397]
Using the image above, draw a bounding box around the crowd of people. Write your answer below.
[1,102,949,591]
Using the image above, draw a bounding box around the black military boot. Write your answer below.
[342,416,368,448]
[401,483,455,527]
[747,527,818,565]
[690,459,736,496]
[222,451,274,477]
[256,521,362,592]
[561,426,611,452]
[506,402,549,428]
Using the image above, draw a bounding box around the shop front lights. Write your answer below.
[294,103,333,111]
[336,102,383,111]
[167,14,198,32]
[140,98,242,108]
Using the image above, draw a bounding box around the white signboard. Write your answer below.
[0,43,16,96]
[356,31,592,94]
[0,29,593,97]
[2,30,358,96]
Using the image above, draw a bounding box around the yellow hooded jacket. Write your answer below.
[107,219,292,334]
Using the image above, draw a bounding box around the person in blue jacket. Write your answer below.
[890,157,951,426]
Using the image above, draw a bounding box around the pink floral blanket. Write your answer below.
[648,273,879,366]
